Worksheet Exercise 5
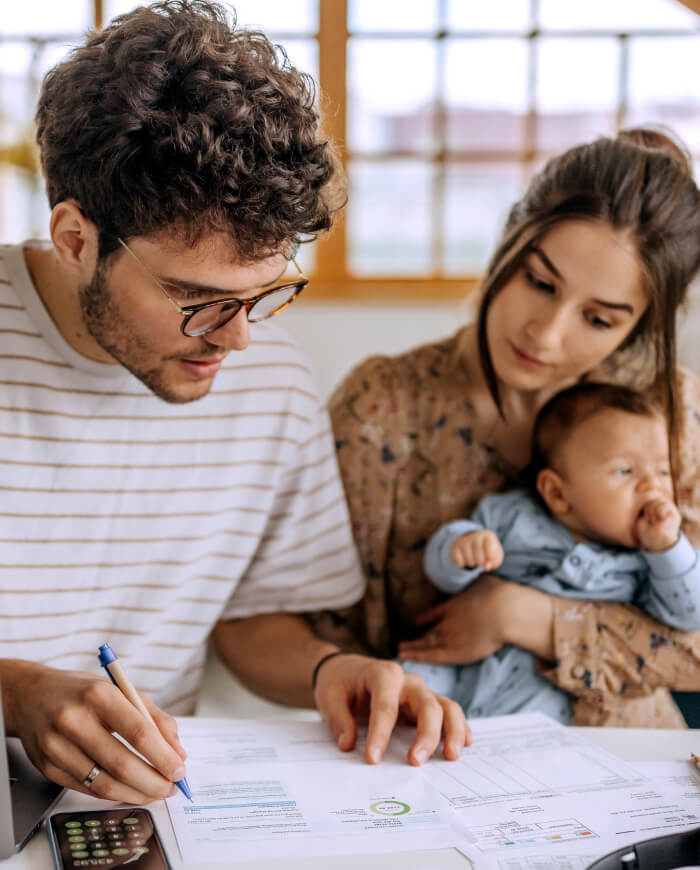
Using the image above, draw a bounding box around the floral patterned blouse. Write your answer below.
[310,326,700,728]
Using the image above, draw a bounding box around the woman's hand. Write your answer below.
[397,574,555,665]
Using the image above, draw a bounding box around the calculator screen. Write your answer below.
[49,808,170,869]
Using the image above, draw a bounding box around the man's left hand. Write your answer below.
[313,653,471,766]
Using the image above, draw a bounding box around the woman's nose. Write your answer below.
[524,306,565,350]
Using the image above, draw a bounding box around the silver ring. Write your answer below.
[82,764,101,788]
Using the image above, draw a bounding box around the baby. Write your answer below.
[403,382,700,723]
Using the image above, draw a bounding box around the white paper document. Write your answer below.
[166,713,700,867]
[422,714,700,869]
[166,719,462,863]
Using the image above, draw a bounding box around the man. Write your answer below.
[0,0,469,806]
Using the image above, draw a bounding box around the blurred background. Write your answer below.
[1,0,699,394]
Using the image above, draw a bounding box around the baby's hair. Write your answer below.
[530,382,663,480]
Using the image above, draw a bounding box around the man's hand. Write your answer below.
[451,530,504,571]
[2,659,187,804]
[636,497,681,552]
[397,574,555,665]
[312,653,471,766]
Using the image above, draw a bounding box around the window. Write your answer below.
[1,0,698,299]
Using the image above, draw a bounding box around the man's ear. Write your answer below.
[49,200,99,279]
[537,468,570,517]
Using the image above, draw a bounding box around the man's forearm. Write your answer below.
[210,613,340,708]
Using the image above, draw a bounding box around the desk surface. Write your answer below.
[5,723,699,870]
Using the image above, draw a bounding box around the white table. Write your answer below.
[5,724,700,870]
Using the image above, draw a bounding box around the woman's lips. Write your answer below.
[178,358,223,379]
[510,341,547,369]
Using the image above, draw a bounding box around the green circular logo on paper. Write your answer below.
[370,800,410,816]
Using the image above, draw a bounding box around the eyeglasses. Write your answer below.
[117,238,308,338]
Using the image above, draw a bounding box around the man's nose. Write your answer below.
[204,310,251,351]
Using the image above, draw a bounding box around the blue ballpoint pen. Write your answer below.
[98,643,193,802]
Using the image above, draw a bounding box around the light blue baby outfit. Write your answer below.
[403,489,700,723]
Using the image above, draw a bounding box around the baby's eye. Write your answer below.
[525,271,554,293]
[615,467,633,476]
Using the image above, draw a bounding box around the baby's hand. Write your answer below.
[450,530,504,571]
[635,497,681,552]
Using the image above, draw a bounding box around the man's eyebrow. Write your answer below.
[159,265,288,296]
[530,246,635,314]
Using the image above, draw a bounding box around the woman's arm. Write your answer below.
[398,575,555,664]
[398,576,700,704]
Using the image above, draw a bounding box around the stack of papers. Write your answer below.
[166,712,700,868]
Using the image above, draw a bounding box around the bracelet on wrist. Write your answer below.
[311,650,347,691]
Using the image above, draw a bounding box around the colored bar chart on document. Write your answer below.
[166,719,464,864]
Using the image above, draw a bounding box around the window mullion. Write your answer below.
[316,0,348,284]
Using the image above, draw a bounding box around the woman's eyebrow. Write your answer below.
[531,246,562,280]
[159,265,288,296]
[594,298,635,313]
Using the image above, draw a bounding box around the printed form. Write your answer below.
[166,713,700,867]
[166,718,463,864]
[422,714,700,869]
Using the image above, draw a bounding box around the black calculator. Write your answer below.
[48,808,171,869]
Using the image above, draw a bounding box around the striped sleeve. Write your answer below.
[220,396,365,618]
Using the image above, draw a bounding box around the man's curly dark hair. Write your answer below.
[35,0,345,261]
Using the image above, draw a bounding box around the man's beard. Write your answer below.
[78,259,208,404]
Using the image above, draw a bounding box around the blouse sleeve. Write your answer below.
[542,369,700,705]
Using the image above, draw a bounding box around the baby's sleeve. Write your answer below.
[637,534,700,631]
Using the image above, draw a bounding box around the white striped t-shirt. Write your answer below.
[0,241,364,714]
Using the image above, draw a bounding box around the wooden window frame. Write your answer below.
[2,0,699,302]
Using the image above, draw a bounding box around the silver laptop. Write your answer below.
[0,692,64,858]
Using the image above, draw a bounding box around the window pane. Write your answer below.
[627,37,700,152]
[536,38,618,151]
[539,0,698,31]
[349,0,439,33]
[0,166,49,242]
[447,0,531,32]
[0,42,36,131]
[348,160,433,275]
[0,2,91,34]
[348,40,437,153]
[276,38,318,82]
[105,0,318,32]
[446,39,528,151]
[444,163,523,274]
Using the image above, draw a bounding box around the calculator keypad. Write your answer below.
[60,811,153,867]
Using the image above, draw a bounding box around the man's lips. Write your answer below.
[176,356,225,378]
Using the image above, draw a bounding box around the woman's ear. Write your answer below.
[537,468,570,517]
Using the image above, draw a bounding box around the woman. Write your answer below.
[311,128,700,728]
